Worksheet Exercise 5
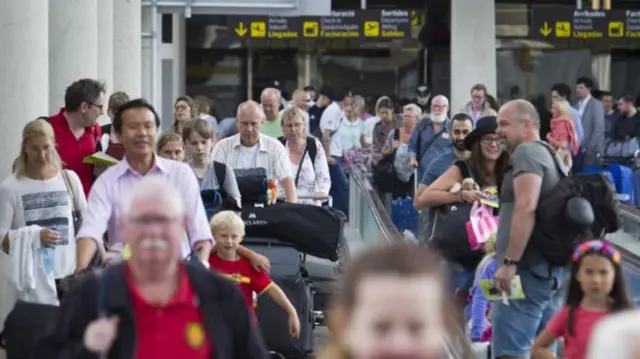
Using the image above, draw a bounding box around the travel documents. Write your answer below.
[479,275,525,302]
[82,152,118,166]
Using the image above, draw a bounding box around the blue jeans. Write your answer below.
[492,262,565,358]
[328,155,349,220]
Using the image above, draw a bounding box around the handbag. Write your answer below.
[465,202,498,250]
[426,161,483,267]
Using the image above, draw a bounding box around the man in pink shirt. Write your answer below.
[75,99,269,271]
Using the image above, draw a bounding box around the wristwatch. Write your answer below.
[503,256,519,266]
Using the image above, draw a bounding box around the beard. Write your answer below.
[431,113,446,123]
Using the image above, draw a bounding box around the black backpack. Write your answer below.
[527,142,620,266]
[277,136,317,169]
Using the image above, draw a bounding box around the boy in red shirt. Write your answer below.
[208,211,300,338]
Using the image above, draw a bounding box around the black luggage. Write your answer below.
[242,202,345,261]
[0,301,59,359]
[245,237,315,359]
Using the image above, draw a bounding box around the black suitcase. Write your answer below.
[245,238,315,359]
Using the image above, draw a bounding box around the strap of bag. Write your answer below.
[418,126,445,162]
[97,270,109,317]
[213,161,226,190]
[306,137,317,170]
[60,170,78,212]
[535,141,568,178]
[294,146,309,186]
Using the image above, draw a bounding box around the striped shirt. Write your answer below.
[211,134,293,181]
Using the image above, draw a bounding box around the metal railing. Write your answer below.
[347,172,401,243]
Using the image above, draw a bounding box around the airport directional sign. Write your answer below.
[228,9,413,41]
[530,8,640,43]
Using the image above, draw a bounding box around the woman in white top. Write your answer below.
[0,119,86,284]
[279,107,331,205]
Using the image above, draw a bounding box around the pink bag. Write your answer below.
[466,201,498,250]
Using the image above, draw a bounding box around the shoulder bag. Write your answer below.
[425,161,484,268]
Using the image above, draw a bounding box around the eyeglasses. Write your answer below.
[481,137,503,145]
[284,122,303,129]
[90,103,104,111]
[128,215,180,227]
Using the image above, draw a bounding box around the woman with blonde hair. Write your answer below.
[279,107,331,205]
[548,100,579,170]
[0,119,87,300]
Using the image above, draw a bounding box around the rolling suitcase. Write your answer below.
[245,238,315,359]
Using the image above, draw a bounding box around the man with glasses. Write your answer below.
[459,83,497,124]
[37,178,268,359]
[76,99,270,271]
[48,78,106,195]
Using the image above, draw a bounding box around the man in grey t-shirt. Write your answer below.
[491,99,566,359]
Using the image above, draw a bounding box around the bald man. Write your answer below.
[260,88,283,138]
[286,89,311,135]
[212,101,297,202]
[492,100,565,359]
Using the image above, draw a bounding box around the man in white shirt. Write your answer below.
[212,101,297,202]
[319,86,352,218]
[575,76,605,172]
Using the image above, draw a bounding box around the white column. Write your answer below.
[97,0,114,125]
[0,0,49,181]
[450,0,497,114]
[49,0,99,113]
[113,0,142,98]
[141,7,153,103]
[98,0,114,91]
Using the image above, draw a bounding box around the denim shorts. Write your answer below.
[491,261,565,358]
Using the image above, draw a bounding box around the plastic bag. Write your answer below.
[465,202,498,250]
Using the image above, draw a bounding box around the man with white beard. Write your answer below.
[34,178,268,359]
[408,95,454,181]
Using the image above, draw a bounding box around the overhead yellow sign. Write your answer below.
[229,10,412,40]
[364,21,380,37]
[303,21,318,37]
[250,22,266,37]
[234,22,247,37]
[608,21,624,37]
[539,22,552,36]
[555,22,571,37]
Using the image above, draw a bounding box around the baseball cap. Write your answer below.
[417,84,431,96]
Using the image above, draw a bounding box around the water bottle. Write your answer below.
[42,226,56,274]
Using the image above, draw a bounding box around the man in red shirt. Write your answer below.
[34,177,268,359]
[48,78,106,195]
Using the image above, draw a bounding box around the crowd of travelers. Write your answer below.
[0,74,639,359]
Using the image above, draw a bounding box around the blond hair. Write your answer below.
[157,131,183,152]
[210,210,245,235]
[14,119,63,178]
[474,233,497,284]
[403,103,423,117]
[554,100,576,123]
[281,107,307,130]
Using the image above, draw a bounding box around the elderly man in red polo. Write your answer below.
[34,177,268,359]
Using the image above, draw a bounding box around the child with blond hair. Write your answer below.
[208,211,301,338]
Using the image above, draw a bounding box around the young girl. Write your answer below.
[467,234,497,343]
[316,242,475,359]
[547,100,579,171]
[532,240,634,359]
[157,131,185,162]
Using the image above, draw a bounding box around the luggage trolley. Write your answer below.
[242,196,342,359]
